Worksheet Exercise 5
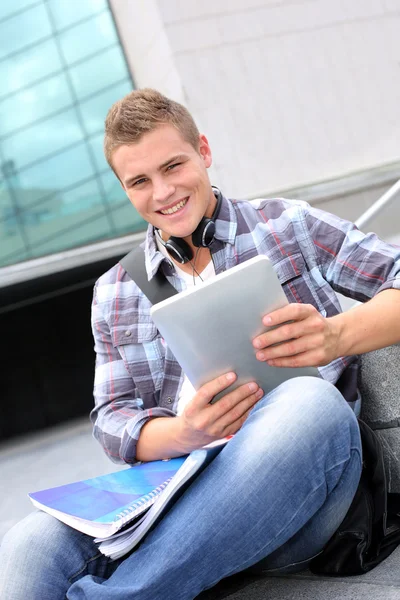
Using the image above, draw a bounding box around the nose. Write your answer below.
[152,177,175,204]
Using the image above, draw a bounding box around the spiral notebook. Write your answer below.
[28,457,186,539]
[28,438,229,557]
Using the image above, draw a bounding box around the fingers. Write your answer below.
[194,372,238,407]
[260,349,326,368]
[212,387,264,436]
[191,378,263,430]
[255,333,325,362]
[214,406,254,439]
[262,303,317,327]
[211,381,262,419]
[183,379,263,444]
[253,304,322,351]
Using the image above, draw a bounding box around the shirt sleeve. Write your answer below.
[303,204,400,301]
[90,284,175,464]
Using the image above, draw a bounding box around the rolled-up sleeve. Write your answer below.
[304,205,400,301]
[90,285,175,464]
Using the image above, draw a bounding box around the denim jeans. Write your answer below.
[0,377,362,600]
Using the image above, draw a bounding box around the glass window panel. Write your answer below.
[0,73,74,136]
[0,184,14,221]
[0,4,52,60]
[25,178,110,248]
[47,0,107,30]
[59,12,118,65]
[15,143,95,208]
[60,177,105,211]
[29,210,112,258]
[0,0,38,21]
[79,79,132,136]
[112,201,147,235]
[0,185,28,265]
[13,186,58,212]
[69,45,129,101]
[23,180,104,246]
[101,171,127,205]
[0,38,63,100]
[101,172,146,233]
[14,178,109,252]
[0,245,29,268]
[1,107,84,170]
[87,132,108,173]
[27,180,115,255]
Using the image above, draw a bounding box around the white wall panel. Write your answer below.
[113,0,400,198]
[109,0,185,104]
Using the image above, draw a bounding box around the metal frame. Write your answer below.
[355,179,400,230]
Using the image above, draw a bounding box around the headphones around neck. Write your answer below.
[155,187,223,264]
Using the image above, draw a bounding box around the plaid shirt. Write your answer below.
[91,194,400,464]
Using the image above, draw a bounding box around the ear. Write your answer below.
[198,134,212,168]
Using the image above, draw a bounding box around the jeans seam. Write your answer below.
[68,552,105,585]
[252,551,321,574]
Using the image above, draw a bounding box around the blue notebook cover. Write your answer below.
[28,457,186,538]
[96,439,230,559]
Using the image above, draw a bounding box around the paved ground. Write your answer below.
[0,416,125,543]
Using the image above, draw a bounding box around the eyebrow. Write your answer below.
[124,154,188,187]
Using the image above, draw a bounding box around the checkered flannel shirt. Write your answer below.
[91,194,400,463]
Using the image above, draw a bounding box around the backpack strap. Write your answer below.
[119,245,177,305]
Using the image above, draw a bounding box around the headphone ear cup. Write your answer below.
[165,237,193,264]
[192,218,216,248]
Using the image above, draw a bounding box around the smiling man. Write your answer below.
[1,89,400,600]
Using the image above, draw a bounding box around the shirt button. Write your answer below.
[125,330,131,337]
[167,397,173,404]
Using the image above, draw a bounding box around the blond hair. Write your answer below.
[104,88,200,170]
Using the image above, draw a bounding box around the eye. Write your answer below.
[166,162,181,171]
[131,178,147,187]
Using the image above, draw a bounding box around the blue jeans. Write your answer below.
[0,377,362,600]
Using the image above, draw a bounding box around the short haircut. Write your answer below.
[104,88,200,172]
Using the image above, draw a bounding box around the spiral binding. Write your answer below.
[114,477,173,526]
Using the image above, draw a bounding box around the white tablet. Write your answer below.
[150,255,319,402]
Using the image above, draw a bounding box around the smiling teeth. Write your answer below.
[160,199,187,215]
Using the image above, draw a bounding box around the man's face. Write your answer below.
[112,124,215,242]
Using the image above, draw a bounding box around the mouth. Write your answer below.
[158,197,189,216]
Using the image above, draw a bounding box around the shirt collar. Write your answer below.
[143,190,237,280]
[144,223,165,280]
[213,191,237,245]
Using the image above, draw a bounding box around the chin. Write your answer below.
[161,221,199,241]
[171,230,194,241]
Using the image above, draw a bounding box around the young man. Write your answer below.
[1,89,400,600]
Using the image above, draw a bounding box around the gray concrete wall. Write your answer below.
[111,0,400,200]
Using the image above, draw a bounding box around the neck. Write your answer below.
[155,228,212,274]
[177,247,212,276]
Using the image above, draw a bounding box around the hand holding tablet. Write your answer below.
[150,255,320,404]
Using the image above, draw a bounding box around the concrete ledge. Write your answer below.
[359,345,400,427]
[248,160,400,206]
[198,545,400,599]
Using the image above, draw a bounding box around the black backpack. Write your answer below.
[310,419,400,575]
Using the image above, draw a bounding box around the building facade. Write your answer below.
[1,0,399,441]
[0,0,145,271]
[2,0,400,275]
